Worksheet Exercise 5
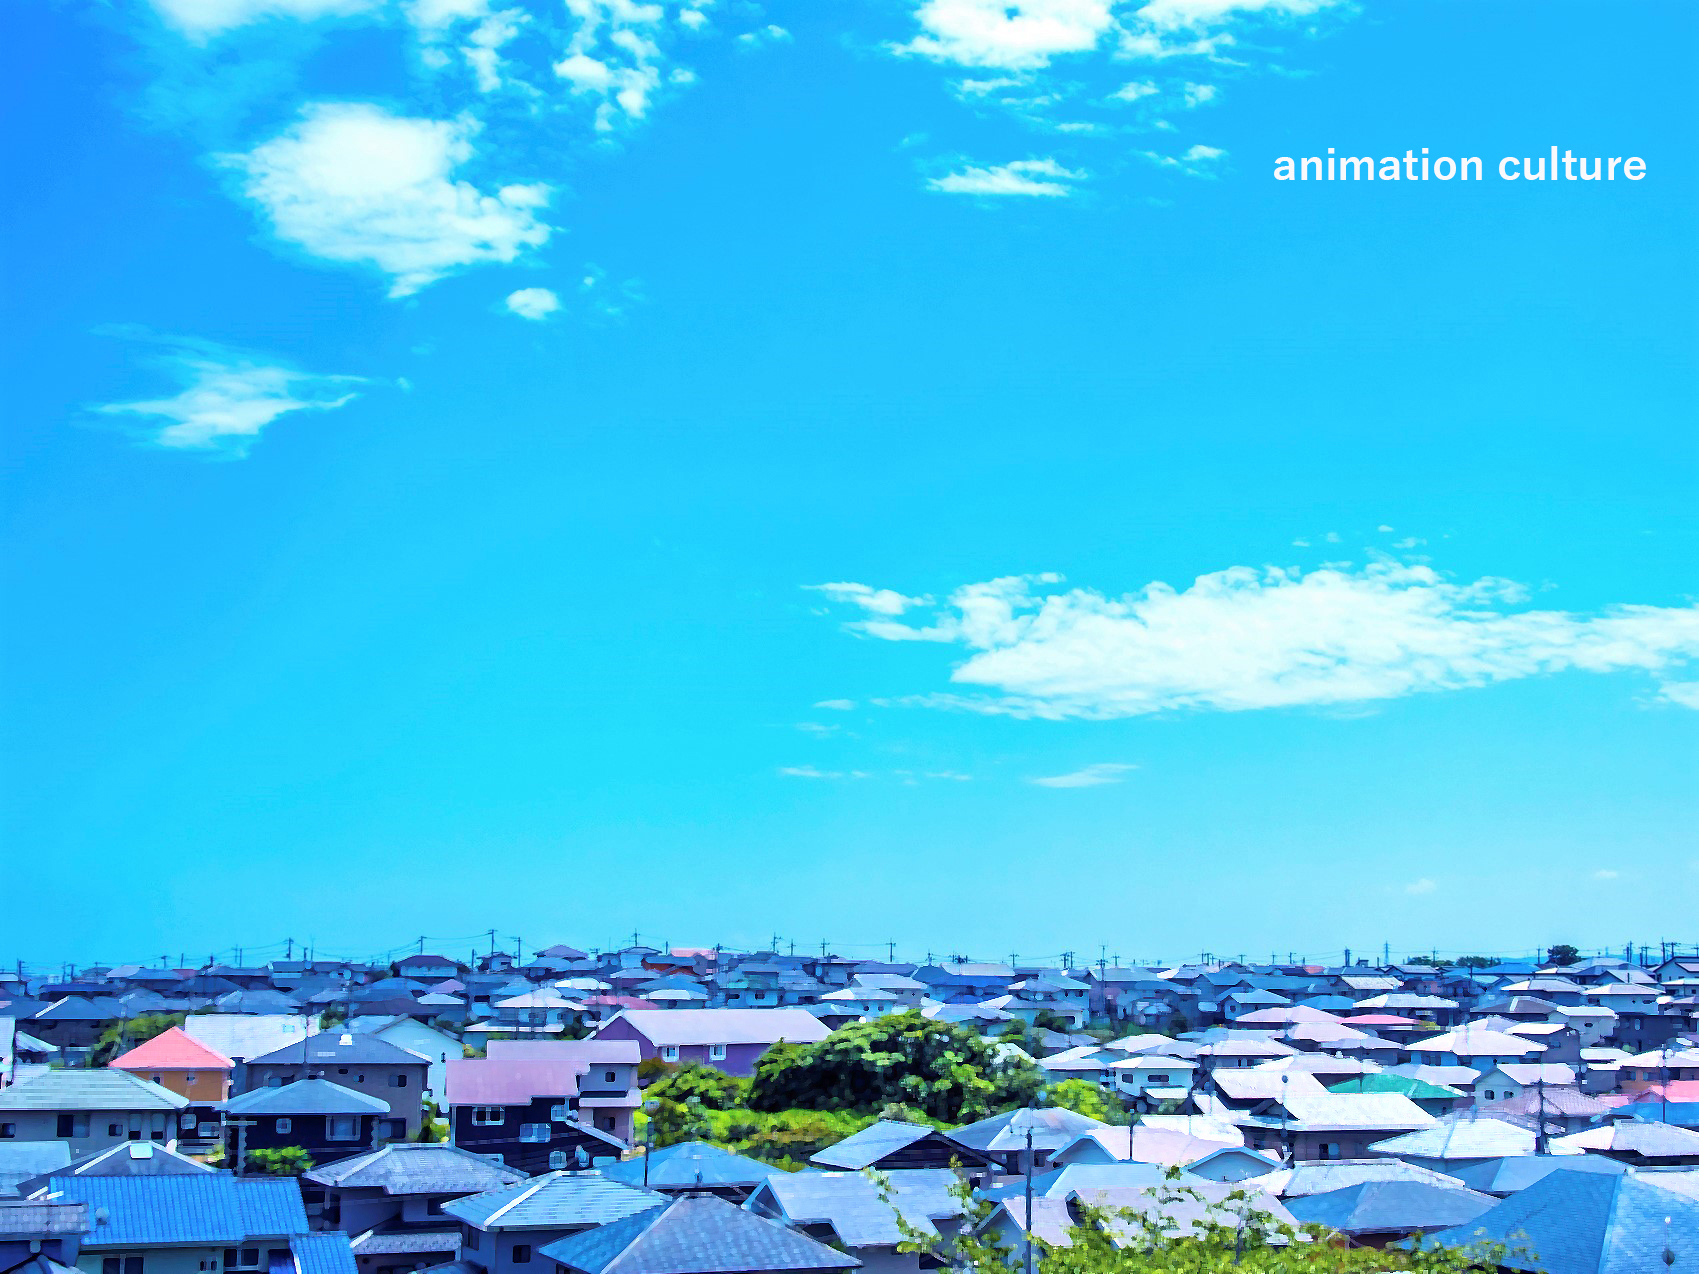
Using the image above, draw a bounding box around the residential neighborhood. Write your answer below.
[2,941,1698,1271]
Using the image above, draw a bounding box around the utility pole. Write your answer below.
[1022,1125,1036,1274]
[887,942,896,963]
[285,938,294,960]
[1534,1071,1548,1155]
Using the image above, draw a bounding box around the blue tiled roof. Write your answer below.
[541,1195,858,1273]
[224,1078,390,1116]
[44,1175,309,1247]
[1286,1180,1494,1236]
[1421,1169,1699,1274]
[290,1232,358,1274]
[600,1142,783,1191]
[1443,1154,1629,1196]
[442,1171,667,1231]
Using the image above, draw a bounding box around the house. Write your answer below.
[1403,1026,1545,1069]
[1472,1062,1577,1104]
[745,1168,963,1272]
[222,1078,392,1167]
[242,1032,429,1139]
[543,1194,859,1274]
[394,956,466,982]
[1367,1111,1560,1172]
[0,1143,71,1199]
[1617,1045,1699,1094]
[304,1142,529,1273]
[40,1173,356,1274]
[444,1056,624,1174]
[442,1171,667,1274]
[469,990,588,1040]
[348,1017,463,1102]
[1422,1169,1699,1274]
[1324,1073,1464,1118]
[107,1027,234,1105]
[600,1141,784,1201]
[0,1070,189,1158]
[809,1121,994,1173]
[1252,1157,1465,1199]
[944,1107,1109,1173]
[1552,1120,1699,1166]
[587,1009,830,1077]
[1184,1146,1282,1182]
[183,1015,321,1066]
[484,1041,640,1144]
[1108,1055,1196,1107]
[1285,1180,1494,1247]
[1442,1153,1629,1197]
[0,1197,84,1273]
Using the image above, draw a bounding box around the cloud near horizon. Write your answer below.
[810,560,1699,719]
[1029,761,1137,787]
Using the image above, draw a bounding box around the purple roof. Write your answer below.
[594,1009,831,1047]
[446,1058,582,1106]
[487,1039,641,1064]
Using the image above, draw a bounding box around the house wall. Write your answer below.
[449,1096,616,1174]
[75,1249,232,1274]
[458,1226,569,1274]
[0,1108,173,1158]
[229,1112,380,1167]
[592,1021,772,1078]
[115,1065,229,1103]
[244,1062,426,1137]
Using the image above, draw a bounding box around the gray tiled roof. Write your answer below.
[223,1077,390,1116]
[601,1141,782,1191]
[442,1171,666,1231]
[1442,1154,1629,1196]
[0,1069,186,1113]
[249,1032,426,1068]
[304,1142,529,1195]
[542,1194,858,1273]
[748,1168,960,1248]
[809,1120,935,1170]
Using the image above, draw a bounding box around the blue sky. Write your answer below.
[3,0,1695,969]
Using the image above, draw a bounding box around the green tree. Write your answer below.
[1455,956,1496,969]
[748,1012,1042,1122]
[884,1169,1518,1273]
[318,1005,347,1030]
[648,1063,750,1111]
[1032,1009,1074,1034]
[1546,944,1580,967]
[246,1146,314,1176]
[1046,1079,1129,1126]
[93,1013,186,1066]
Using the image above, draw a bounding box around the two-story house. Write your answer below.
[588,1009,829,1078]
[483,1041,640,1144]
[222,1078,392,1169]
[444,1057,624,1174]
[0,1071,189,1158]
[443,1172,666,1274]
[304,1142,529,1274]
[241,1033,428,1139]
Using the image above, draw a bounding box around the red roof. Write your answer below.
[1623,1080,1699,1103]
[109,1025,234,1071]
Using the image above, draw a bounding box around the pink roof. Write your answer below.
[110,1026,234,1072]
[1623,1080,1699,1103]
[1340,1014,1419,1026]
[487,1039,640,1064]
[445,1057,583,1106]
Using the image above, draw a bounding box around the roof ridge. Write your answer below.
[483,1172,557,1226]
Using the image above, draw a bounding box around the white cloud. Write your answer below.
[929,157,1085,196]
[1661,682,1699,709]
[550,0,700,131]
[1181,81,1216,107]
[1134,0,1343,31]
[736,23,790,47]
[1109,79,1158,101]
[812,560,1699,719]
[505,286,561,319]
[778,765,867,780]
[94,336,363,456]
[1143,142,1226,176]
[1029,761,1137,788]
[897,0,1117,69]
[814,699,857,711]
[807,582,931,616]
[1378,525,1395,533]
[228,103,551,296]
[1593,870,1620,881]
[1404,878,1437,896]
[148,0,380,39]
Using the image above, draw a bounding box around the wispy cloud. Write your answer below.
[1142,142,1226,177]
[1404,878,1437,896]
[226,103,551,296]
[778,765,868,780]
[1029,761,1137,787]
[807,582,931,616]
[895,0,1118,70]
[811,560,1699,718]
[1593,870,1620,881]
[814,699,857,711]
[928,158,1085,197]
[94,333,364,456]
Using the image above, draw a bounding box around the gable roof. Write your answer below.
[442,1171,666,1231]
[1368,1112,1555,1161]
[109,1027,235,1073]
[594,1009,831,1048]
[445,1057,582,1106]
[600,1141,782,1191]
[302,1142,528,1194]
[809,1121,944,1170]
[182,1015,320,1063]
[42,1175,308,1246]
[947,1106,1108,1154]
[1443,1153,1630,1195]
[1256,1158,1474,1199]
[0,1069,187,1112]
[542,1194,858,1273]
[748,1168,960,1248]
[1285,1180,1494,1236]
[248,1032,426,1068]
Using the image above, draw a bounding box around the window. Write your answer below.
[0,1124,13,1138]
[549,1151,569,1170]
[709,1044,727,1062]
[1319,1142,1342,1161]
[598,1116,614,1132]
[104,1260,144,1274]
[519,1123,551,1143]
[328,1115,359,1141]
[550,1105,572,1122]
[384,1119,407,1139]
[464,1232,479,1251]
[267,1077,283,1088]
[276,1118,293,1134]
[180,1113,197,1129]
[57,1114,89,1138]
[389,1074,408,1088]
[603,1071,616,1084]
[471,1106,505,1126]
[659,1046,679,1062]
[511,1246,531,1265]
[224,1250,261,1270]
[150,1075,162,1084]
[185,1074,198,1085]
